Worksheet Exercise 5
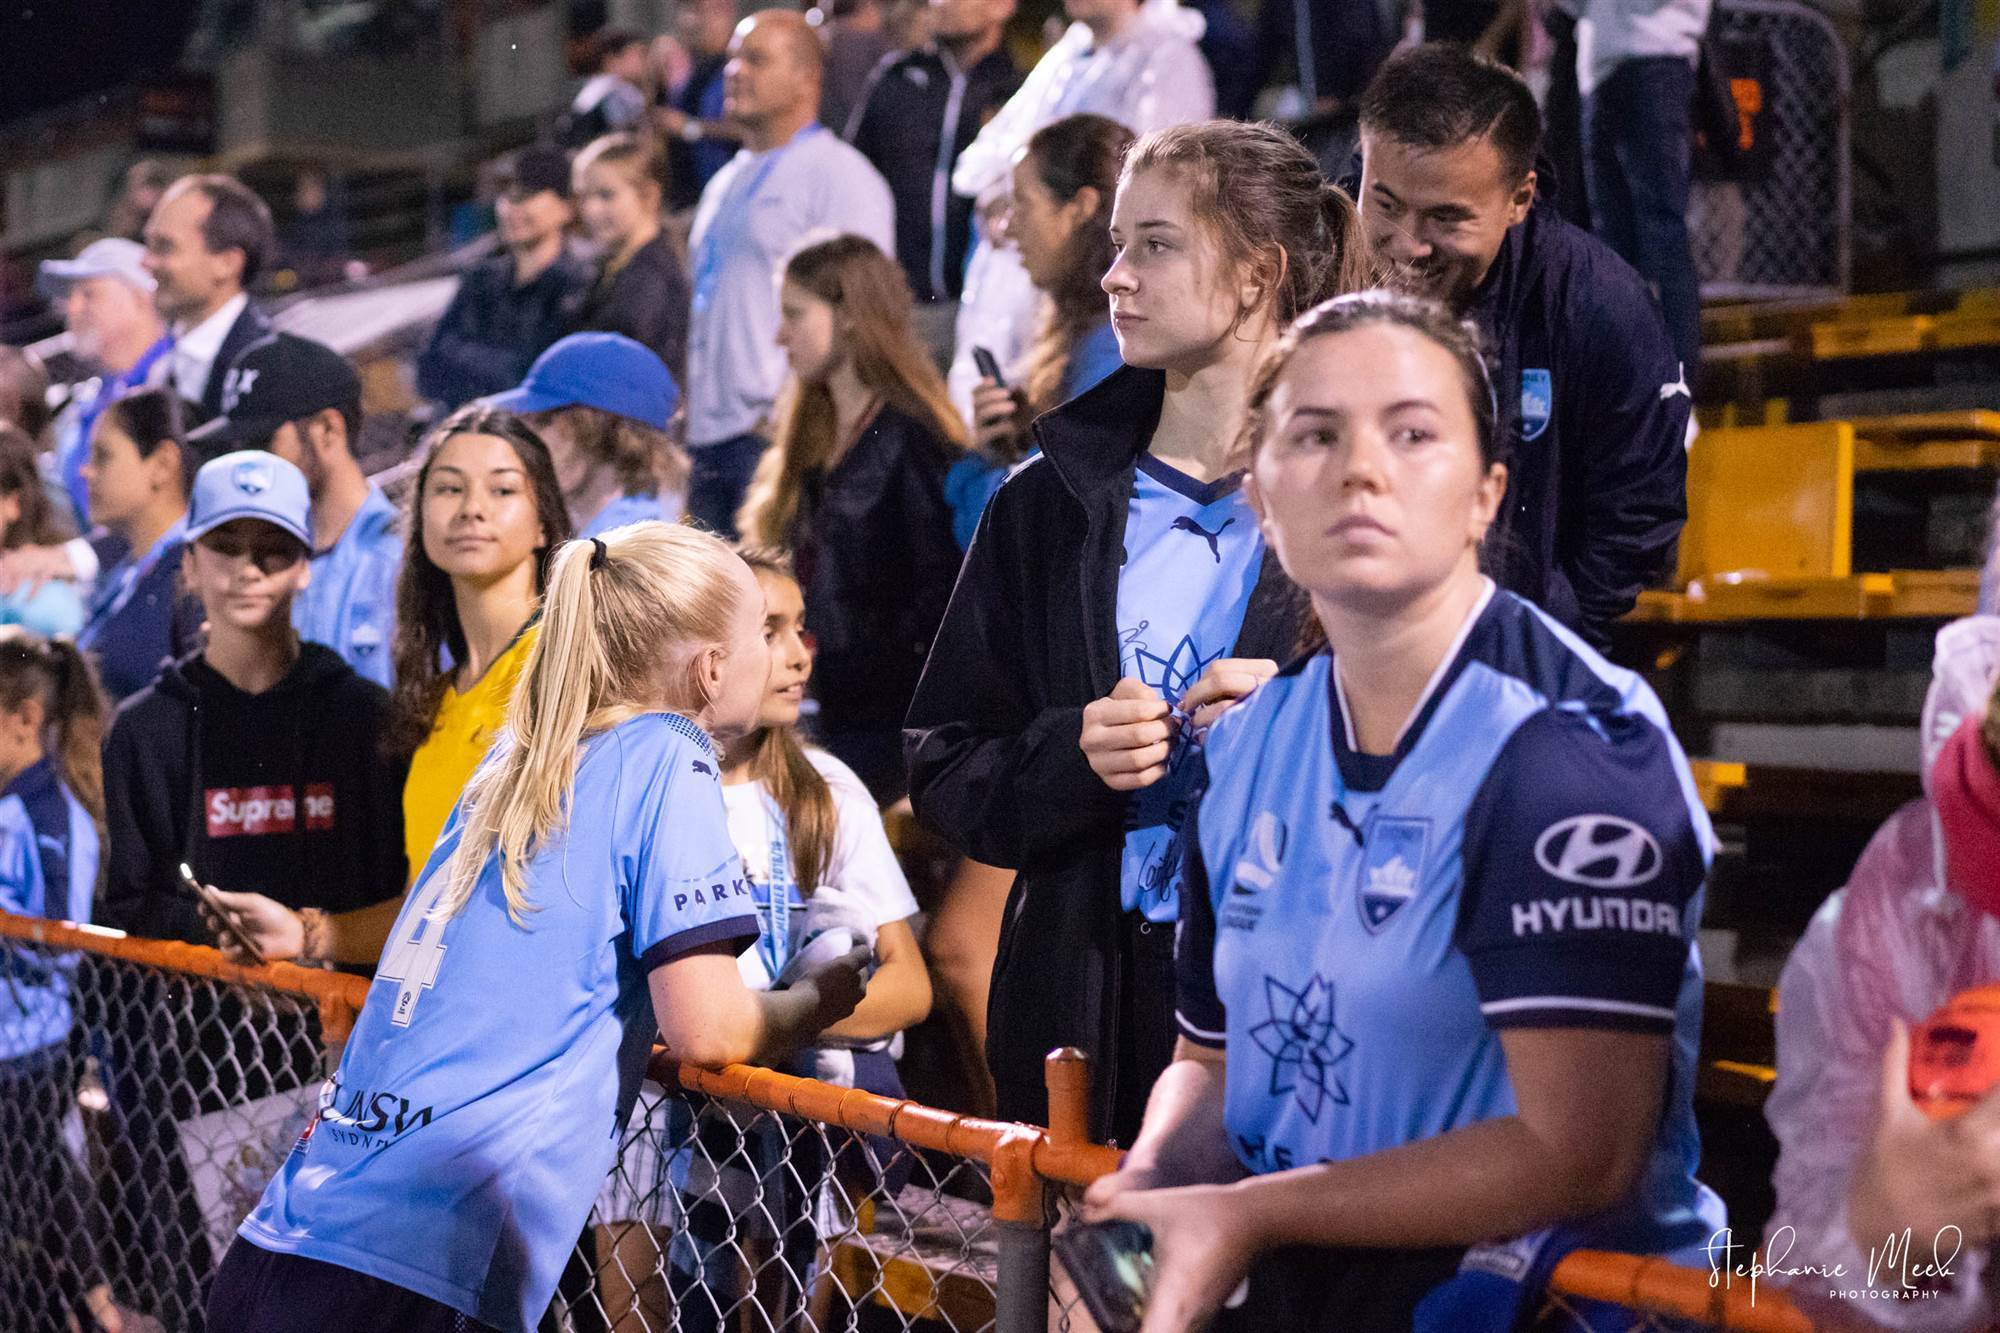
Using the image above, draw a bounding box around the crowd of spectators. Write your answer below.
[3,1,1999,1330]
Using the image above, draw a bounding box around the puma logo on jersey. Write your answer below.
[692,760,715,777]
[1170,515,1235,563]
[1660,364,1691,401]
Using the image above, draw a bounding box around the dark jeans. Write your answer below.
[207,1239,500,1333]
[685,433,769,540]
[1584,55,1702,374]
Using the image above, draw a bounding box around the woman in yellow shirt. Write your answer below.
[386,406,573,877]
[208,406,573,967]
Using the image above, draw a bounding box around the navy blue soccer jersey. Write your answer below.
[1115,456,1263,922]
[1176,584,1725,1256]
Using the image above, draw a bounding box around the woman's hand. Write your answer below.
[1081,678,1176,792]
[1177,658,1279,736]
[1080,1180,1258,1333]
[201,888,305,964]
[1851,1019,2000,1248]
[971,378,1026,457]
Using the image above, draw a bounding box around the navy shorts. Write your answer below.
[206,1237,500,1333]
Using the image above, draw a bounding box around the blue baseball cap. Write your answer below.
[188,450,313,550]
[484,333,680,429]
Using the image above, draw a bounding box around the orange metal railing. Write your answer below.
[0,910,1813,1331]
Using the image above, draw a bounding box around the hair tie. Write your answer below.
[589,537,608,571]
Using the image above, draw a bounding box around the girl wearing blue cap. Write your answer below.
[96,449,410,1330]
[102,448,407,944]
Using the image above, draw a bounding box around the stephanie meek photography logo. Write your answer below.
[1705,1227,1962,1306]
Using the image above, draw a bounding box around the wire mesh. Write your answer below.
[0,921,1806,1333]
[550,1080,1004,1333]
[1,934,328,1333]
[1691,0,1852,300]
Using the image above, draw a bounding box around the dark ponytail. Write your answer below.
[0,631,107,828]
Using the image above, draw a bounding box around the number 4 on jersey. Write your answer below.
[378,878,452,1027]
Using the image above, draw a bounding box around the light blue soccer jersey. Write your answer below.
[1177,586,1725,1258]
[0,759,101,1061]
[581,490,685,539]
[239,713,757,1332]
[295,485,402,689]
[1116,456,1262,922]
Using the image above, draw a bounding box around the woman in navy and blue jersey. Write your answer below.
[204,522,868,1333]
[0,630,119,1333]
[1082,292,1724,1331]
[906,121,1370,1142]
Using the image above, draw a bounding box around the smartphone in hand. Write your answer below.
[972,345,1007,388]
[179,862,266,964]
[1054,1220,1155,1333]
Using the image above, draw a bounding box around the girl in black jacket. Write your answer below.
[739,234,966,804]
[571,133,692,383]
[906,122,1371,1142]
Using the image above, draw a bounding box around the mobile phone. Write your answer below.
[1053,1220,1154,1333]
[972,345,1007,388]
[179,862,266,964]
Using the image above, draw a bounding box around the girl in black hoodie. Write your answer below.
[102,450,407,944]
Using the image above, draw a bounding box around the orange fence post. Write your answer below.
[1044,1045,1092,1150]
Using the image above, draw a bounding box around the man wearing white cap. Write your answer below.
[40,238,170,528]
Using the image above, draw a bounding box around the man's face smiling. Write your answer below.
[1357,132,1534,311]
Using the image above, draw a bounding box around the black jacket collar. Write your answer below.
[1033,363,1168,505]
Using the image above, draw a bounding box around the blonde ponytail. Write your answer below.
[433,522,749,922]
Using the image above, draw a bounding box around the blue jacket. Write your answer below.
[79,524,201,703]
[1466,199,1689,647]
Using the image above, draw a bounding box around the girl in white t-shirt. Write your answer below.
[593,549,931,1333]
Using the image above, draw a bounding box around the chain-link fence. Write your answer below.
[0,912,1807,1333]
[1693,0,1852,302]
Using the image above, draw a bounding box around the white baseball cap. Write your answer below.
[38,238,155,301]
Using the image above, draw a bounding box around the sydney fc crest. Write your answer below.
[1519,368,1552,442]
[1359,816,1427,932]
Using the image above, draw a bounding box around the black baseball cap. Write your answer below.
[497,144,573,201]
[187,333,362,450]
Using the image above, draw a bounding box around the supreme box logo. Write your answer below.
[206,784,336,837]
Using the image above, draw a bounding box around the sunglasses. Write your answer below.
[198,533,307,574]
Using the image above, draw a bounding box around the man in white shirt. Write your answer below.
[141,174,275,418]
[1577,0,1712,375]
[946,0,1214,417]
[683,7,895,537]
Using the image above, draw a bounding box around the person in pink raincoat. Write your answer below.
[1763,612,2000,1330]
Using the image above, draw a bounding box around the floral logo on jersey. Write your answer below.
[1249,973,1354,1122]
[1122,624,1225,704]
[1360,816,1428,932]
[1520,368,1553,441]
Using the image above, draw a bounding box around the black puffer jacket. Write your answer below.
[904,367,1308,1139]
[792,402,961,803]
